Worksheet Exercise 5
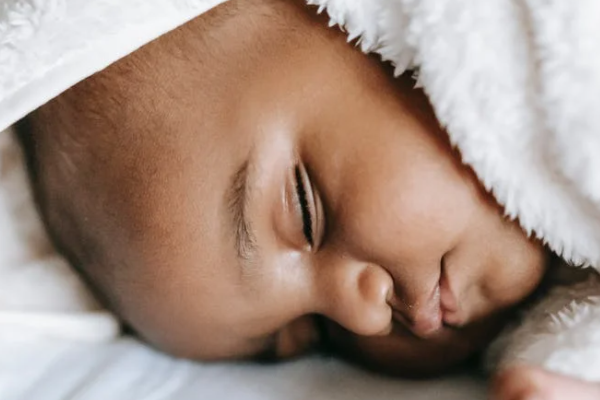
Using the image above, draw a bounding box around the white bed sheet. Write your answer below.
[1,337,486,400]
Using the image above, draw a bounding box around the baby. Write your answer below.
[17,0,548,382]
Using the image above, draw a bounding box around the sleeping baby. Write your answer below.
[10,0,600,399]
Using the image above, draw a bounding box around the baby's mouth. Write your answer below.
[386,267,465,338]
[313,314,335,354]
[439,269,464,328]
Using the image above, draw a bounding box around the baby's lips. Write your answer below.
[439,269,464,327]
[391,296,443,338]
[442,311,465,328]
[388,280,445,338]
[406,307,443,338]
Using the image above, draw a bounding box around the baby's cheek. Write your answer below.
[488,235,548,310]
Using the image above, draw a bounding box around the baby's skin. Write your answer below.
[18,0,584,396]
[494,367,600,400]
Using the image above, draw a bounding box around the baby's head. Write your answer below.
[18,0,548,377]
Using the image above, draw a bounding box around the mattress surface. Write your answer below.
[1,336,486,400]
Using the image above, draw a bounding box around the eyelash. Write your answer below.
[294,165,314,247]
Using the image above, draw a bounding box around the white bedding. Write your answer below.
[1,336,486,400]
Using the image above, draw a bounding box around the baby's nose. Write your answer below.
[320,263,394,337]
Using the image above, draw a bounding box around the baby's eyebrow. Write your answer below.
[226,159,259,267]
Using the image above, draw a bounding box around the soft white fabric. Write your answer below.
[2,0,600,387]
[1,337,486,400]
[0,0,227,133]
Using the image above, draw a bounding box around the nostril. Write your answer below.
[343,264,394,335]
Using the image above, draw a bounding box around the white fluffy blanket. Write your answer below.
[2,0,600,382]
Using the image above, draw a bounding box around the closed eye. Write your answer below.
[295,165,314,247]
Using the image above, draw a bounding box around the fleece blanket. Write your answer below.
[2,0,600,382]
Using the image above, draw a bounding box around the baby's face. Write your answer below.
[25,0,547,377]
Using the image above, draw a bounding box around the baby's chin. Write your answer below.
[325,319,506,378]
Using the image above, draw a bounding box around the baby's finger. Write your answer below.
[491,366,550,400]
[491,366,600,400]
